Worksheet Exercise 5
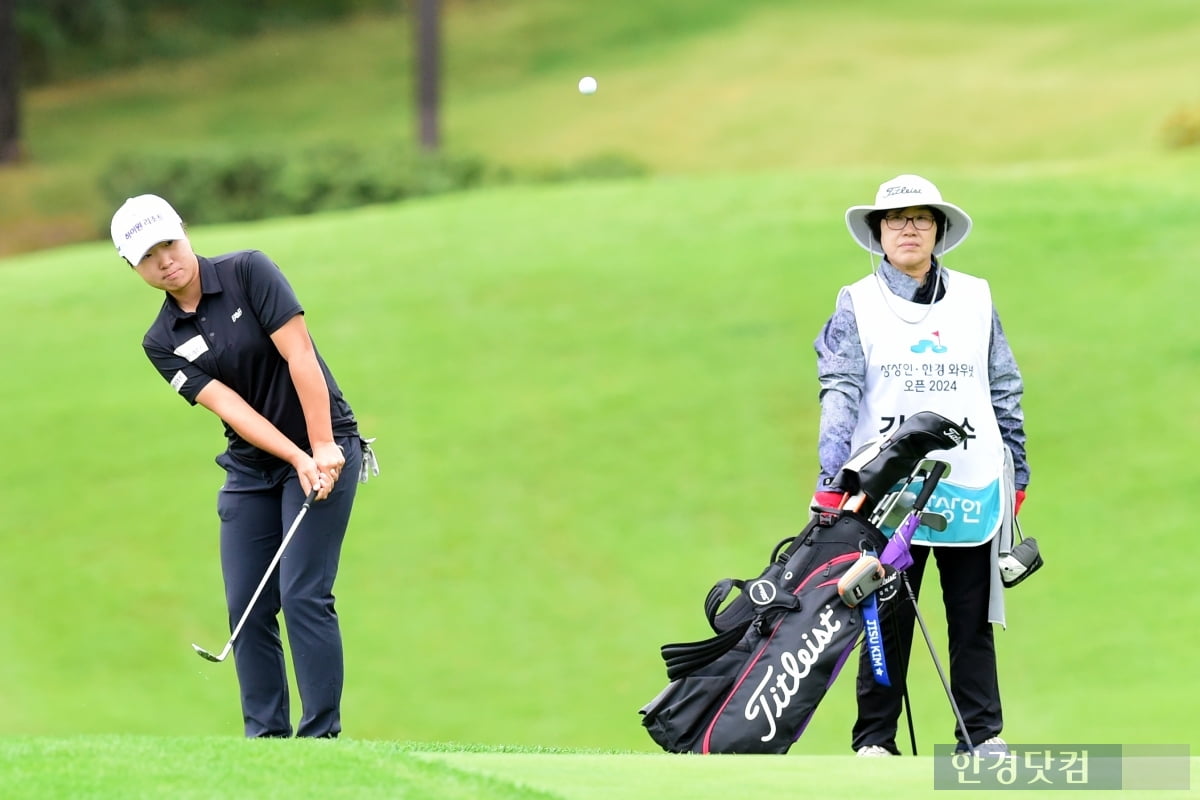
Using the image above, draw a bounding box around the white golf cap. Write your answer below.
[844,174,972,255]
[110,194,187,265]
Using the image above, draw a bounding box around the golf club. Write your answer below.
[886,461,975,752]
[869,458,951,527]
[879,495,949,532]
[192,487,319,663]
[873,489,916,527]
[881,461,947,571]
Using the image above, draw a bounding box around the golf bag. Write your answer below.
[638,411,968,754]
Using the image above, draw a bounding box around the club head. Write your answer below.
[880,491,919,528]
[192,643,225,663]
[919,511,949,531]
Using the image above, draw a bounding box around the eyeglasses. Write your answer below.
[883,213,936,231]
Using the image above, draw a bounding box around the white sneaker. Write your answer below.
[973,736,1008,757]
[856,745,894,757]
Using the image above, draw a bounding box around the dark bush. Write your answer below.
[98,143,490,227]
[519,152,649,184]
[98,143,647,229]
[16,0,400,83]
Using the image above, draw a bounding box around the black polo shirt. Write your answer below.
[142,250,358,469]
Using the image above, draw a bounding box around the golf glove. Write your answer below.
[359,437,380,484]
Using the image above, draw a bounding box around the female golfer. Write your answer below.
[112,193,376,738]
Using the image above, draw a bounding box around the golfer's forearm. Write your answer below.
[288,355,335,448]
[230,413,309,464]
[268,315,335,450]
[196,383,307,465]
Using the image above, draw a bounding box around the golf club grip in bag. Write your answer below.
[639,512,888,754]
[703,411,964,637]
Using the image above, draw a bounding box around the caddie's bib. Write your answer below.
[845,269,1005,546]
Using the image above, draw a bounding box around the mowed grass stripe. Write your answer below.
[1,738,1196,799]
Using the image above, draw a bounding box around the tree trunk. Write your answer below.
[414,0,440,152]
[0,0,21,164]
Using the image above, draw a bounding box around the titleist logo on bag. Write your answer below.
[745,606,842,742]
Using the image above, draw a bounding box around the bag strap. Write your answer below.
[660,623,750,681]
[704,578,740,630]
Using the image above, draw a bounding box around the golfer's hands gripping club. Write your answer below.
[295,441,347,501]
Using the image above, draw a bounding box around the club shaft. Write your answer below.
[204,488,318,661]
[894,461,948,539]
[913,461,947,512]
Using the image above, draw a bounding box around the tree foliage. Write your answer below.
[1,0,20,163]
[15,0,399,84]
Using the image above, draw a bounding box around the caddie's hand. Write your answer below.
[812,491,848,511]
[1015,489,1027,516]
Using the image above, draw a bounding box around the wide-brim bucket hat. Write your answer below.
[845,174,972,255]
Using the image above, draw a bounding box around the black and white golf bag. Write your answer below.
[638,411,968,754]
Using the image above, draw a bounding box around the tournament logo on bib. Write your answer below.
[910,330,948,354]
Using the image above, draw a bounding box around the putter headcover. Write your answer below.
[999,537,1043,587]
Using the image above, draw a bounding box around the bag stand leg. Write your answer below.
[901,573,975,753]
[890,605,919,755]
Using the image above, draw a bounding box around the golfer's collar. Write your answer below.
[165,256,224,321]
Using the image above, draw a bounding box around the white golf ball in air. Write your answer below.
[578,76,598,95]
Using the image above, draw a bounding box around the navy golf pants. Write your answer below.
[851,541,1002,753]
[216,435,361,738]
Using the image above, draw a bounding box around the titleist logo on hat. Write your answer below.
[844,174,972,254]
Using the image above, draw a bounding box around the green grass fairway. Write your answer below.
[0,738,1192,799]
[2,162,1199,754]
